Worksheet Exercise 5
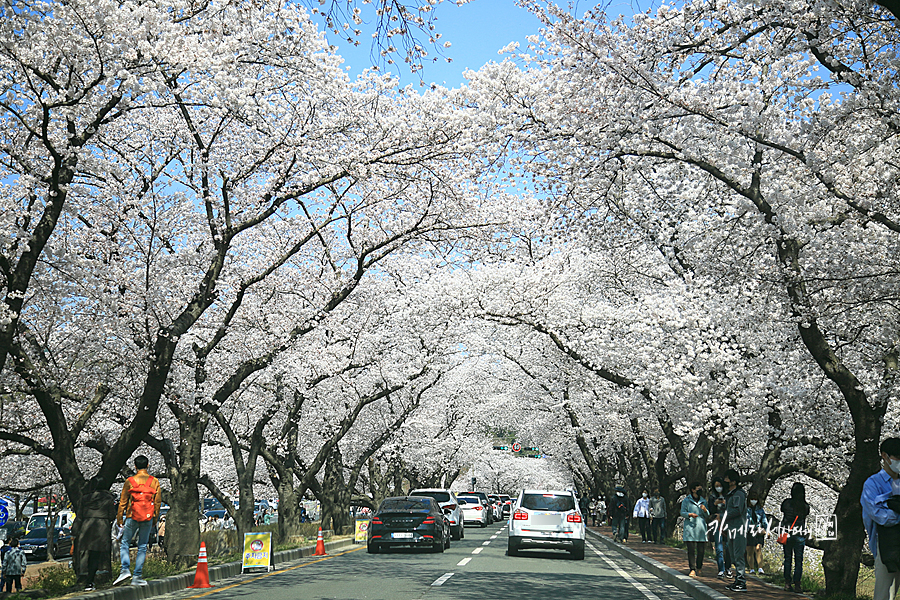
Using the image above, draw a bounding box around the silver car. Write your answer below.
[409,488,465,541]
[508,489,585,559]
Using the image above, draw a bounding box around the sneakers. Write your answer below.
[113,571,131,586]
[726,582,747,592]
[748,569,755,574]
[132,578,149,587]
[84,585,95,592]
[717,571,725,579]
[758,568,765,574]
[689,570,697,577]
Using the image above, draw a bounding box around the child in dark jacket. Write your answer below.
[2,538,27,593]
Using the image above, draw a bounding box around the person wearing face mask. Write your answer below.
[863,438,900,600]
[780,482,810,593]
[634,489,652,543]
[649,489,667,544]
[746,492,768,575]
[708,476,728,578]
[680,482,709,577]
[611,486,631,543]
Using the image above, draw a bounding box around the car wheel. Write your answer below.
[433,538,444,553]
[367,543,379,554]
[480,520,487,528]
[444,531,451,549]
[508,539,519,557]
[571,541,585,560]
[460,525,464,540]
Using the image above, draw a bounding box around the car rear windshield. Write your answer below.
[410,491,451,503]
[521,493,576,512]
[379,498,431,512]
[457,496,480,504]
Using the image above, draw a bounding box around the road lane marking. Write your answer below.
[586,542,661,600]
[184,546,366,599]
[431,572,455,586]
[472,547,483,554]
[482,540,491,545]
[457,557,472,566]
[490,535,498,539]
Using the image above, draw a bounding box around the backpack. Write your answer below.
[127,476,157,522]
[616,498,628,513]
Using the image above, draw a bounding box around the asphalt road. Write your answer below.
[157,524,694,600]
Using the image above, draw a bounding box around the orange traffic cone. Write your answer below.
[188,542,212,588]
[313,527,327,556]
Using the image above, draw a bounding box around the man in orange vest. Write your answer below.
[113,455,161,586]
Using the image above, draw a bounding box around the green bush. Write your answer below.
[31,564,77,595]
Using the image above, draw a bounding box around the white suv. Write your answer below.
[508,489,585,560]
[408,488,465,541]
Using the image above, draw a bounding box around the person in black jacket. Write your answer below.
[611,486,631,543]
[74,476,118,591]
[781,482,810,593]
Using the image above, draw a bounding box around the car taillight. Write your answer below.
[513,511,528,520]
[473,506,483,511]
[372,518,383,524]
[567,513,583,523]
[423,517,435,524]
[445,504,457,510]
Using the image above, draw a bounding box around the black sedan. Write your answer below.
[19,527,73,560]
[367,496,450,554]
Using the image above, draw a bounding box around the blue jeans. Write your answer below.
[120,518,153,579]
[613,516,628,540]
[783,535,806,585]
[651,518,666,543]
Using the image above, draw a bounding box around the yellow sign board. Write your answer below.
[355,519,370,543]
[242,532,273,572]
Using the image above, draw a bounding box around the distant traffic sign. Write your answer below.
[511,442,522,452]
[0,505,9,527]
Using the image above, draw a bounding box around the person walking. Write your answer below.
[723,469,748,592]
[649,489,667,544]
[781,482,811,592]
[746,492,768,575]
[114,455,161,587]
[157,516,166,549]
[0,537,12,591]
[2,538,27,593]
[634,489,651,543]
[611,486,631,542]
[681,482,709,577]
[74,475,117,591]
[708,476,728,578]
[863,437,900,600]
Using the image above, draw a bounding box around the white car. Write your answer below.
[409,488,465,540]
[508,489,585,560]
[457,495,489,527]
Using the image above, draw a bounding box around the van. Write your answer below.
[26,511,76,532]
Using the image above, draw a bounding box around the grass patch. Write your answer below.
[30,564,77,595]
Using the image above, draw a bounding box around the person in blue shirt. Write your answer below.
[862,437,900,600]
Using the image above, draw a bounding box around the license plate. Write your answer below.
[23,550,32,554]
[391,532,414,539]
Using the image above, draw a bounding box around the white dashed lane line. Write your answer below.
[431,573,455,587]
[482,540,491,545]
[472,547,483,554]
[586,542,661,600]
[457,557,472,566]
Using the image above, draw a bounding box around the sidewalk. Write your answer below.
[587,526,803,600]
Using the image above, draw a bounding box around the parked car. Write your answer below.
[508,489,585,560]
[457,495,489,527]
[459,491,494,524]
[18,527,73,560]
[26,511,76,533]
[498,494,513,517]
[409,488,465,541]
[367,496,450,554]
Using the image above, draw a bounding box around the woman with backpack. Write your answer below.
[114,455,161,587]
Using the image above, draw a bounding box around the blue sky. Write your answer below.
[319,0,642,88]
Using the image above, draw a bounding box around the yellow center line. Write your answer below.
[185,546,366,599]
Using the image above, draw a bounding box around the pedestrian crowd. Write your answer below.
[600,468,813,594]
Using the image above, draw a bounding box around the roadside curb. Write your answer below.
[586,529,731,600]
[81,537,355,600]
